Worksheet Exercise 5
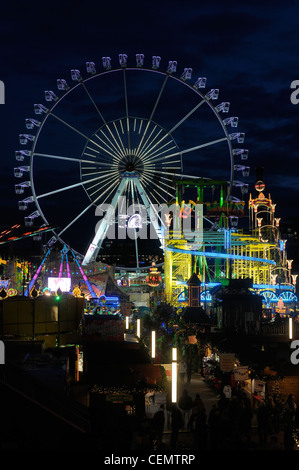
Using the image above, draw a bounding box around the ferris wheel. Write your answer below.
[14,53,249,267]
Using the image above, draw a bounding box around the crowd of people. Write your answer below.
[150,379,299,451]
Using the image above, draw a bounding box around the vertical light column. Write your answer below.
[136,318,141,338]
[172,347,177,403]
[289,317,293,340]
[125,316,129,330]
[151,330,156,359]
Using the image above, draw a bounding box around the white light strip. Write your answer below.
[289,317,293,339]
[151,330,156,359]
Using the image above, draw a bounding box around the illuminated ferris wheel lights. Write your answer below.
[25,119,41,129]
[15,185,24,195]
[193,77,207,90]
[180,68,193,81]
[102,57,111,70]
[24,217,33,227]
[18,201,28,211]
[119,54,128,67]
[34,103,48,115]
[45,90,58,102]
[234,164,250,177]
[15,150,31,161]
[215,102,230,113]
[205,89,219,100]
[233,148,249,160]
[241,184,249,195]
[136,54,144,67]
[15,181,31,195]
[71,69,82,81]
[167,61,177,74]
[152,56,161,69]
[86,62,96,74]
[57,79,69,91]
[14,166,29,178]
[230,133,245,143]
[223,117,239,128]
[19,134,35,145]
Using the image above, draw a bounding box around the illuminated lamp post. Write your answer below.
[136,318,141,338]
[289,317,293,340]
[151,330,156,360]
[172,347,178,403]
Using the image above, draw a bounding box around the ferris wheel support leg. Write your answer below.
[82,178,128,265]
[133,178,165,249]
[71,250,98,299]
[25,247,52,296]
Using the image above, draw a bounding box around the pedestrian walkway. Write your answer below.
[145,372,295,451]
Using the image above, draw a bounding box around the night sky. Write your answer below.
[1,0,299,259]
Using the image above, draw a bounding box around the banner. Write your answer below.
[234,366,249,381]
[219,353,235,372]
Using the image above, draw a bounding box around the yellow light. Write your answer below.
[172,361,177,403]
[289,317,293,339]
[136,318,141,338]
[151,330,156,359]
[125,316,129,330]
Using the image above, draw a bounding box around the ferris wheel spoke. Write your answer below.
[123,69,131,152]
[98,127,126,159]
[88,174,120,198]
[36,174,107,200]
[50,111,120,160]
[140,136,176,161]
[58,201,95,236]
[94,132,123,161]
[82,169,118,181]
[147,137,227,164]
[112,121,128,157]
[33,152,107,167]
[143,174,175,198]
[136,125,160,160]
[80,81,107,126]
[141,172,173,200]
[135,74,169,156]
[142,144,178,164]
[57,177,119,237]
[168,99,205,134]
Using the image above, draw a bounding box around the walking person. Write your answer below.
[170,404,183,450]
[152,404,165,444]
[178,360,187,382]
[188,407,207,450]
[178,389,193,429]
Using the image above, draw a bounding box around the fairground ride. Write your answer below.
[13,53,249,294]
[164,173,298,315]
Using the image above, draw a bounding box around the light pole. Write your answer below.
[172,347,178,403]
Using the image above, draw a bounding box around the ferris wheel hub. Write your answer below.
[118,154,144,175]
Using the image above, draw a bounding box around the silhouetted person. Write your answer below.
[257,402,270,444]
[170,404,183,450]
[178,389,193,428]
[153,404,165,442]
